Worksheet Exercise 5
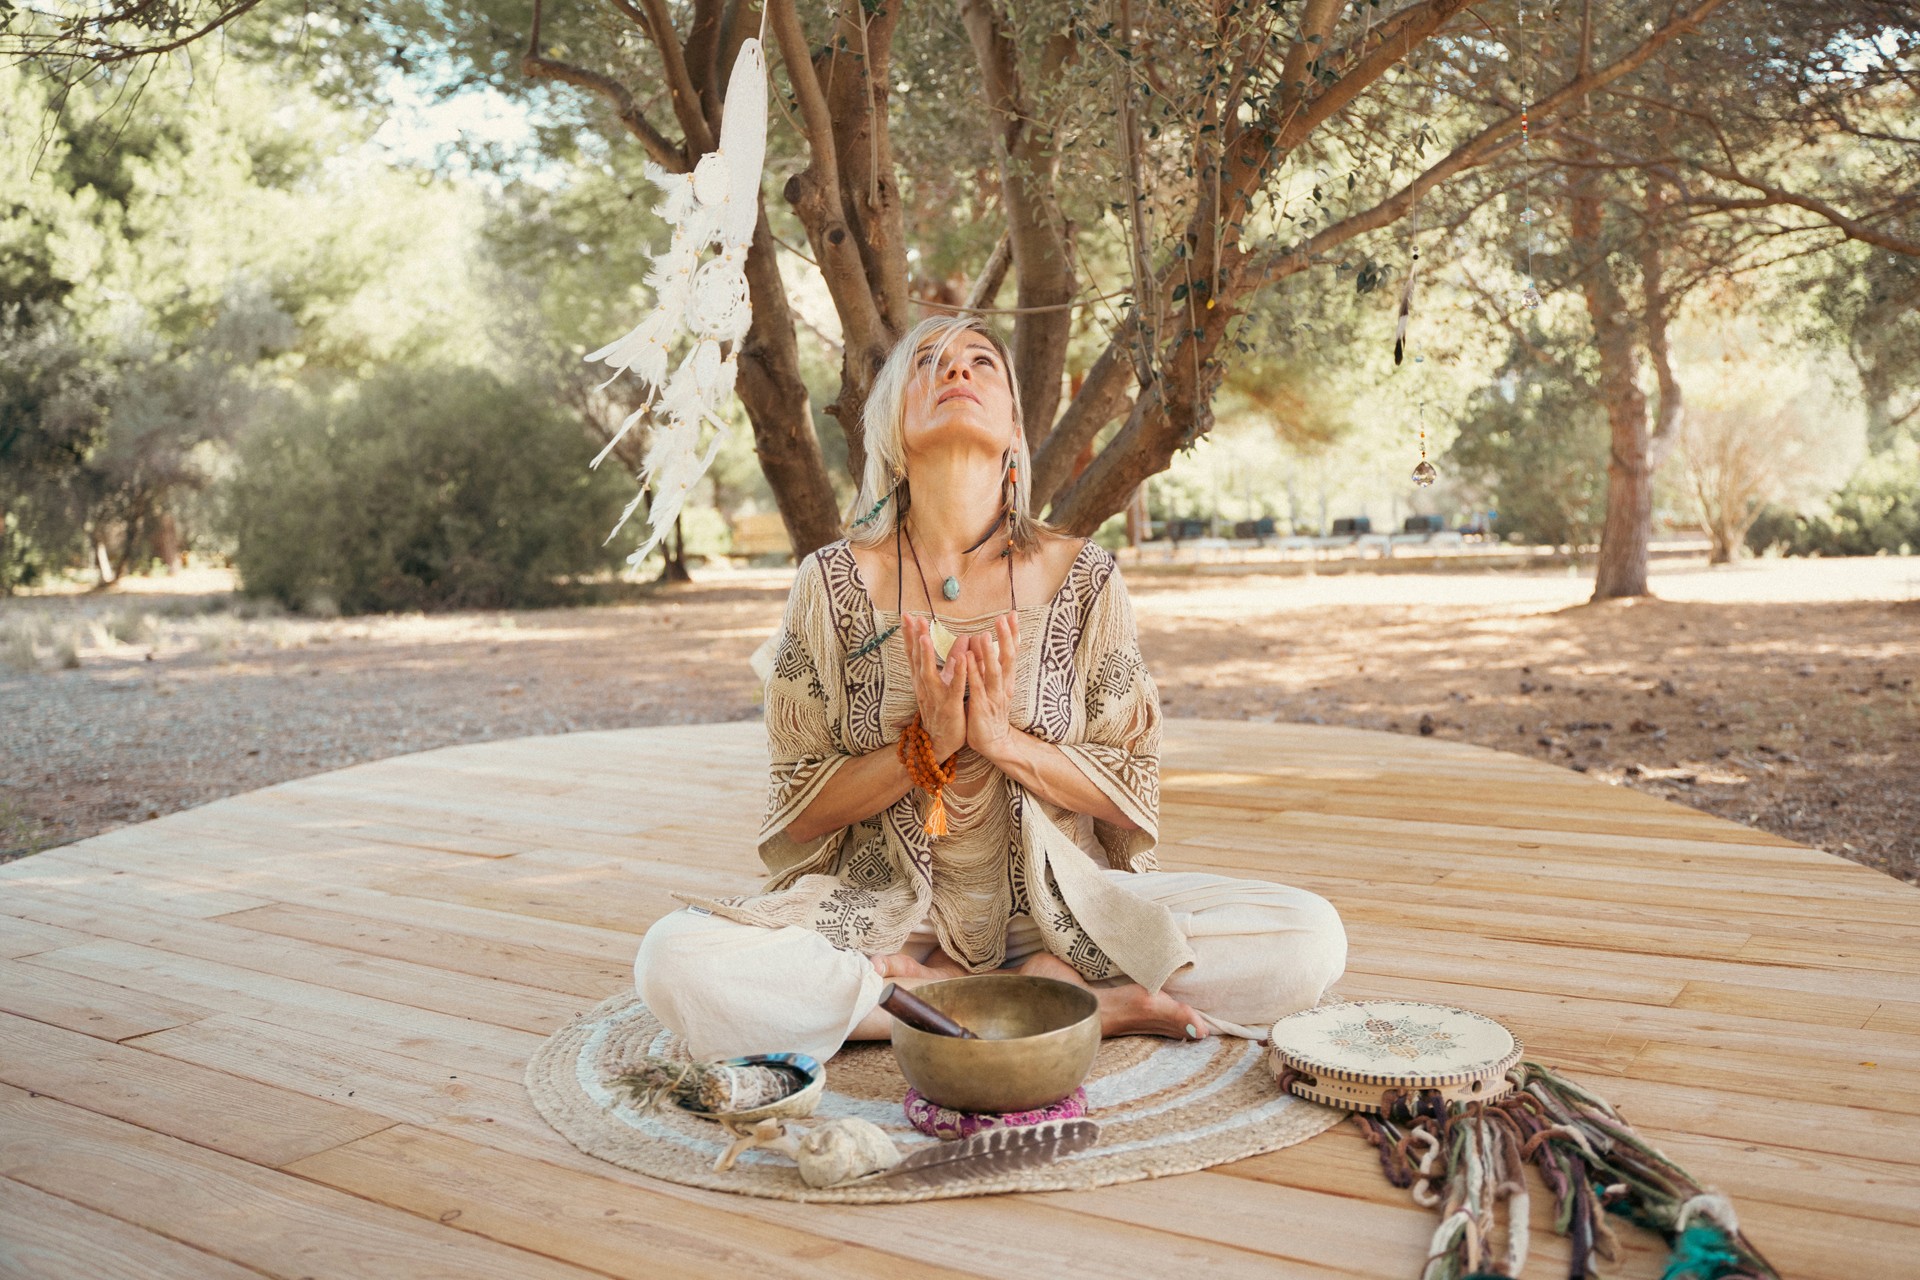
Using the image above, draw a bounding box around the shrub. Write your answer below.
[1746,442,1920,558]
[226,367,636,612]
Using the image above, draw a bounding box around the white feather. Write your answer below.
[644,159,696,225]
[718,40,768,249]
[589,400,653,470]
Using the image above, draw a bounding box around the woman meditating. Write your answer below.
[635,314,1348,1063]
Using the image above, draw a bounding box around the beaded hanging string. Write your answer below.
[1516,2,1543,311]
[1275,1060,1781,1280]
[1397,59,1441,489]
[1413,401,1436,487]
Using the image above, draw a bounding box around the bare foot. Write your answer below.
[870,950,967,980]
[1016,951,1211,1041]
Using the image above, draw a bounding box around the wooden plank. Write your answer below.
[1347,923,1920,1003]
[19,941,544,1084]
[1671,980,1891,1030]
[4,890,584,1032]
[1866,1001,1920,1037]
[207,903,629,999]
[0,1092,609,1280]
[1634,1126,1920,1227]
[102,1010,565,1148]
[43,823,484,891]
[0,955,220,1041]
[372,854,737,936]
[0,914,92,959]
[0,1174,270,1280]
[0,854,274,917]
[0,1010,394,1168]
[1627,1041,1907,1111]
[285,1124,988,1280]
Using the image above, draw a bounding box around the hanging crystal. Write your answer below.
[1519,206,1538,225]
[1411,404,1437,487]
[1520,283,1543,310]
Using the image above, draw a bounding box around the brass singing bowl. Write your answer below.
[889,974,1101,1114]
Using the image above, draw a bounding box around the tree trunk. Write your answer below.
[1572,167,1655,599]
[735,215,843,560]
[656,509,693,583]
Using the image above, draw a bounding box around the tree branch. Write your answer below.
[1241,0,1735,293]
[959,0,1077,451]
[765,0,888,366]
[1031,314,1142,509]
[522,0,682,168]
[631,0,718,152]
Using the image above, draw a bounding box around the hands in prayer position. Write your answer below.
[902,611,1019,764]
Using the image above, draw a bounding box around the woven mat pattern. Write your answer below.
[525,989,1345,1202]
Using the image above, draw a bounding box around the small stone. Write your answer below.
[1418,714,1435,736]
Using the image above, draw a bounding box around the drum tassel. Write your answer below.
[1289,1063,1781,1280]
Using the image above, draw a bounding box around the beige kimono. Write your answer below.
[637,538,1351,1062]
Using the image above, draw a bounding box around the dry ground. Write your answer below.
[3,556,1915,882]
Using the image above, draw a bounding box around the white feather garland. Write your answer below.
[588,37,768,568]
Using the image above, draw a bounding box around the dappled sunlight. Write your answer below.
[5,558,1913,884]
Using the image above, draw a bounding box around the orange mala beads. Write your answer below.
[897,715,959,837]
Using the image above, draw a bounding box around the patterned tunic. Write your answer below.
[671,537,1195,994]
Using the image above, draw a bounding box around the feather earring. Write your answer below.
[851,473,901,529]
[1393,245,1420,367]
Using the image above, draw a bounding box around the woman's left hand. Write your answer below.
[964,612,1019,761]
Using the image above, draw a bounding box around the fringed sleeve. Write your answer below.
[1057,563,1163,872]
[755,552,851,881]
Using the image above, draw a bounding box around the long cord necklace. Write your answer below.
[902,511,1016,666]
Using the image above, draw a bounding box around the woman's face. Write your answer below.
[900,331,1017,463]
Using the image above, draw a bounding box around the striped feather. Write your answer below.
[851,1119,1099,1189]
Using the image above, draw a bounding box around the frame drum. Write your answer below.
[1268,1000,1523,1114]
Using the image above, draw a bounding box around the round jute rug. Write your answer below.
[525,989,1346,1203]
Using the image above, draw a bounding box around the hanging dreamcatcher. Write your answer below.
[585,33,769,569]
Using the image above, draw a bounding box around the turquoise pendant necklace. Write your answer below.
[907,511,1006,608]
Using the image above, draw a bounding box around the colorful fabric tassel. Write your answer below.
[1292,1061,1781,1280]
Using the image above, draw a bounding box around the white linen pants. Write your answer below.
[633,870,1348,1062]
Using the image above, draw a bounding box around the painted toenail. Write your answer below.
[1186,1023,1198,1039]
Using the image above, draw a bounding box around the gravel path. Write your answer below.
[4,558,1914,883]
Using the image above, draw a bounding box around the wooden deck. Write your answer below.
[1,720,1915,1279]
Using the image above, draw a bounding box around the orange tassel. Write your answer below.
[897,714,957,839]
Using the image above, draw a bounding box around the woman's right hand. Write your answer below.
[904,614,969,761]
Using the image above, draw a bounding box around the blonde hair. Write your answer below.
[845,314,1055,553]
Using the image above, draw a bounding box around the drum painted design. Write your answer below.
[1268,999,1524,1113]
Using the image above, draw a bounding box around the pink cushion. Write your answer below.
[903,1086,1089,1141]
